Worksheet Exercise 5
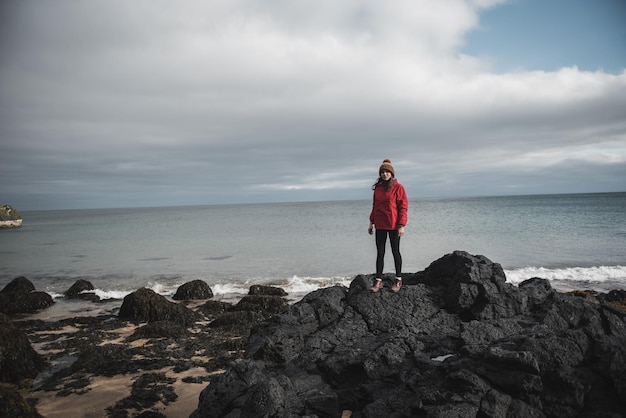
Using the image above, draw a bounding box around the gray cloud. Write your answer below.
[1,0,624,210]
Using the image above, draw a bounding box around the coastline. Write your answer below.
[25,316,212,418]
[4,286,283,418]
[4,193,625,295]
[2,252,626,417]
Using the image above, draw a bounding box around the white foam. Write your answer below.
[210,275,352,298]
[43,266,626,304]
[93,289,133,300]
[211,283,251,295]
[505,266,626,285]
[280,275,352,295]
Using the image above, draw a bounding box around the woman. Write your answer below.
[368,159,408,292]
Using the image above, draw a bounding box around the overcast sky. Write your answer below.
[1,0,625,210]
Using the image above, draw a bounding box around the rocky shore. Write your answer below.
[1,251,625,417]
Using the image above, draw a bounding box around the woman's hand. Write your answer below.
[368,224,374,235]
[398,226,405,237]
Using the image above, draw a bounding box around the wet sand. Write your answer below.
[16,295,255,418]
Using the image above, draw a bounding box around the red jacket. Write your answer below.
[369,180,408,230]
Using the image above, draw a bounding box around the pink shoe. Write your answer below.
[371,278,383,292]
[391,278,402,292]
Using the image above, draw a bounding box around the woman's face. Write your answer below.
[380,170,392,181]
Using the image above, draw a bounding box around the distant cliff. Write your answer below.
[0,205,22,228]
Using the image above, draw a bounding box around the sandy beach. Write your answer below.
[30,367,214,418]
[10,293,263,418]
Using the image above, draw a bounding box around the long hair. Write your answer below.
[372,177,394,191]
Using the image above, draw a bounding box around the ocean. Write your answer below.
[1,192,625,315]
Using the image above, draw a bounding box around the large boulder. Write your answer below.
[172,280,213,301]
[208,295,289,331]
[209,311,265,330]
[192,251,626,417]
[64,279,100,301]
[0,314,46,384]
[1,277,35,293]
[602,289,626,312]
[197,300,232,318]
[0,277,54,315]
[128,320,190,340]
[118,288,199,326]
[417,251,528,320]
[231,295,289,319]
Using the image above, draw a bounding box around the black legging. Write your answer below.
[375,229,402,278]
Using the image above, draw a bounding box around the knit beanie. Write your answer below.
[379,159,395,177]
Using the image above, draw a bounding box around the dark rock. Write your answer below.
[420,251,525,320]
[106,372,177,416]
[192,251,626,418]
[190,359,299,418]
[518,277,556,307]
[0,276,54,315]
[207,294,289,333]
[249,284,288,297]
[41,340,183,390]
[73,293,101,302]
[129,320,190,340]
[62,344,131,378]
[606,289,626,303]
[132,412,167,418]
[172,279,213,300]
[118,288,199,326]
[602,289,626,313]
[1,276,35,293]
[0,314,46,384]
[0,383,43,418]
[209,311,265,329]
[231,295,289,318]
[197,300,232,318]
[64,279,94,296]
[15,292,262,417]
[0,291,54,315]
[64,279,100,301]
